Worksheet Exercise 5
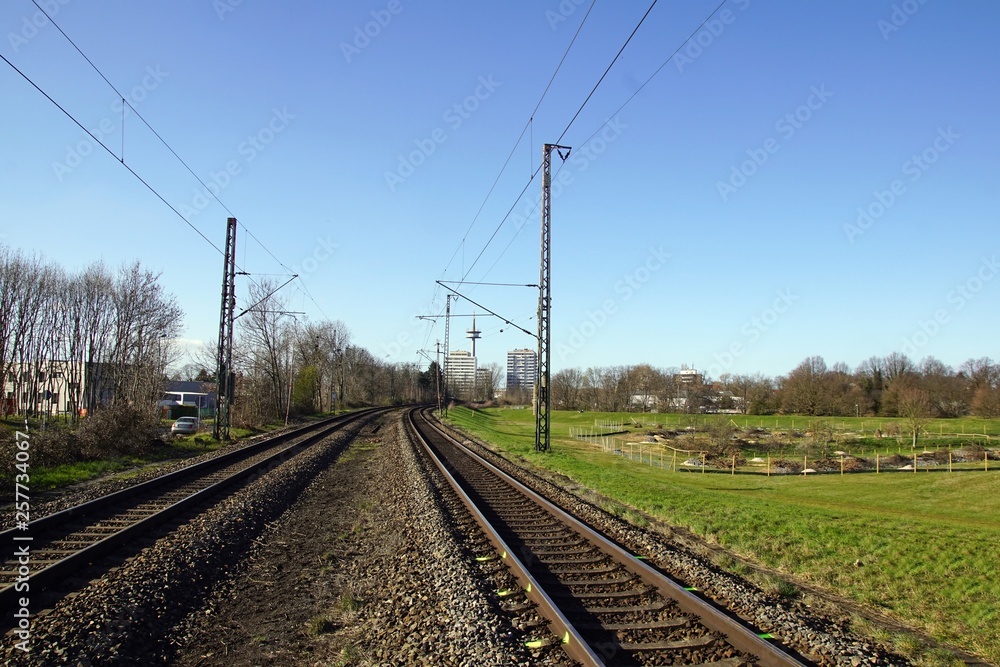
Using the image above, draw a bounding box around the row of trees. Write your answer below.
[4,243,994,428]
[776,354,998,418]
[205,279,439,427]
[0,247,437,431]
[0,245,181,422]
[547,353,1000,418]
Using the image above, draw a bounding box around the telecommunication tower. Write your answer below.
[466,314,481,356]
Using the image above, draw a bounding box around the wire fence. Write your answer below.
[570,431,997,476]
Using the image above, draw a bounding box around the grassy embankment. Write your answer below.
[444,406,1000,666]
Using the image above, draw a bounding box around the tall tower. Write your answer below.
[214,217,237,441]
[466,315,481,357]
[536,144,570,452]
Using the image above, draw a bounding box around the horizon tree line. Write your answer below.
[547,353,999,419]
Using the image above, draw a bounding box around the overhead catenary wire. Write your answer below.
[22,0,331,320]
[554,0,658,145]
[28,0,290,273]
[0,51,223,255]
[449,1,657,289]
[434,0,598,290]
[455,0,730,289]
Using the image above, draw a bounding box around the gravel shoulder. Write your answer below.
[174,410,569,666]
[3,416,374,666]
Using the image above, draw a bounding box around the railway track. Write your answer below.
[0,408,383,622]
[407,407,811,667]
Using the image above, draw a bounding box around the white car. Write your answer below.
[171,416,200,435]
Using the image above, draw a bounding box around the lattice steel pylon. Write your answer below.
[536,144,571,452]
[443,294,451,411]
[214,217,237,441]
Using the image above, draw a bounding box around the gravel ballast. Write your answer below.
[436,416,913,667]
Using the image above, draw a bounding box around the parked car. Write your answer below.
[171,416,200,435]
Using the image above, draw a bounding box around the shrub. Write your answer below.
[75,405,163,458]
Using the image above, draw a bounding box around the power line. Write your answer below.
[435,0,598,289]
[454,0,730,289]
[23,1,329,320]
[555,0,658,145]
[29,0,293,273]
[574,0,729,149]
[449,1,658,290]
[0,51,223,255]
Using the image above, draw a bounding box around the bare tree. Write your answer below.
[479,362,503,402]
[897,386,931,449]
[236,279,291,420]
[551,368,583,410]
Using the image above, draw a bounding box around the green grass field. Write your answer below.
[444,406,1000,665]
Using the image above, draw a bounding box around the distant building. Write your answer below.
[506,348,537,389]
[446,350,477,393]
[2,360,113,416]
[674,366,704,386]
[160,380,217,417]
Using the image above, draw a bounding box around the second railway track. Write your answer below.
[407,407,811,667]
[0,408,385,621]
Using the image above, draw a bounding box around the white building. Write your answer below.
[2,360,109,416]
[506,348,537,389]
[446,350,477,394]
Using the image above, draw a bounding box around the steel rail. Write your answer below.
[411,408,810,667]
[405,408,605,666]
[1,408,385,618]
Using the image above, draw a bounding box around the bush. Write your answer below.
[75,405,163,457]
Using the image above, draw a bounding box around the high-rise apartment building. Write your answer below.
[506,348,537,389]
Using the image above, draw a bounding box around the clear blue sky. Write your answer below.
[2,0,997,380]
